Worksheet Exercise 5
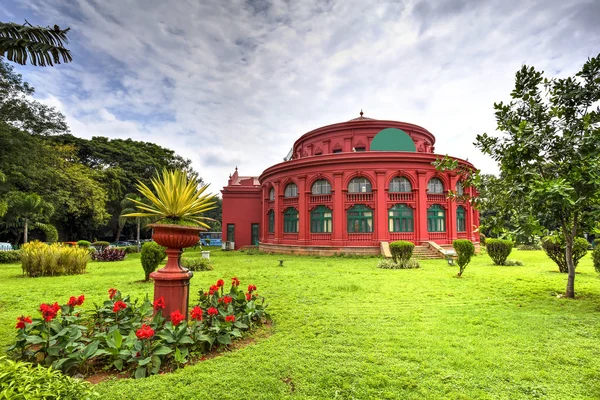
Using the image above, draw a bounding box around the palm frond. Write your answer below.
[0,21,72,66]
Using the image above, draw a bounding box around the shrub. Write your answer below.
[377,258,420,269]
[92,241,110,249]
[21,241,89,277]
[453,239,475,277]
[181,257,213,271]
[389,241,414,263]
[0,357,98,399]
[593,244,600,273]
[541,235,588,273]
[92,248,126,262]
[485,239,514,265]
[516,244,542,251]
[77,240,91,248]
[141,241,166,281]
[8,280,270,379]
[122,245,140,254]
[503,260,524,266]
[0,250,21,264]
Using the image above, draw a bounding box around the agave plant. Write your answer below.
[123,169,217,228]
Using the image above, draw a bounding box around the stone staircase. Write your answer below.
[413,244,444,259]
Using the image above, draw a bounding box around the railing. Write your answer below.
[310,194,332,204]
[347,233,373,241]
[282,233,298,240]
[457,232,467,239]
[346,193,373,202]
[428,232,446,241]
[427,193,446,202]
[282,197,299,207]
[390,232,415,241]
[310,233,332,241]
[388,192,414,202]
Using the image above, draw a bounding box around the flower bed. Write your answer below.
[8,277,270,379]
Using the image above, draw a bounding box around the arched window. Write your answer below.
[268,210,275,233]
[284,183,298,198]
[310,206,332,233]
[312,179,331,195]
[388,204,414,232]
[457,206,466,232]
[427,177,444,194]
[456,182,464,196]
[268,188,275,201]
[389,177,412,192]
[283,208,298,233]
[347,205,373,233]
[427,204,446,232]
[348,177,372,193]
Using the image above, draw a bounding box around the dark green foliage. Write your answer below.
[389,241,414,263]
[77,240,90,248]
[120,245,140,254]
[485,239,514,265]
[180,257,213,271]
[593,244,600,273]
[517,244,542,251]
[0,249,20,263]
[453,239,475,277]
[541,236,589,273]
[0,357,97,399]
[92,241,110,249]
[377,258,420,269]
[0,22,73,67]
[140,241,166,281]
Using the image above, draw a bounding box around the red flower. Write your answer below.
[113,300,127,313]
[135,324,154,340]
[225,315,235,323]
[15,315,32,329]
[67,295,85,307]
[207,307,218,316]
[246,292,252,301]
[217,297,223,304]
[248,284,257,293]
[209,285,219,295]
[153,296,165,311]
[108,288,118,299]
[216,279,225,288]
[231,277,240,287]
[39,302,60,322]
[170,310,185,326]
[223,295,232,305]
[190,306,203,321]
[77,295,85,306]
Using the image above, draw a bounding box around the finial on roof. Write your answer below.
[235,165,238,171]
[360,109,363,117]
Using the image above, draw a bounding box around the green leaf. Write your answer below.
[24,335,45,344]
[152,346,172,356]
[113,358,123,371]
[135,366,147,379]
[217,333,231,345]
[138,356,152,366]
[82,341,99,359]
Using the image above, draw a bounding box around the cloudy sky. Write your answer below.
[2,0,599,193]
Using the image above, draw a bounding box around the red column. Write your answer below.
[298,175,307,243]
[332,172,344,242]
[447,173,458,244]
[273,181,281,244]
[260,186,266,243]
[417,171,429,244]
[375,170,387,242]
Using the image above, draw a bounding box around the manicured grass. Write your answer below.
[1,249,600,399]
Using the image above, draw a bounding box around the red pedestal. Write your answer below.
[148,224,202,320]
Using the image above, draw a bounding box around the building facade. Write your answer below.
[221,113,479,255]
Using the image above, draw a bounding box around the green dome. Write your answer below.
[370,128,416,152]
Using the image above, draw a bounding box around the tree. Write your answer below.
[475,54,600,298]
[5,192,53,243]
[0,21,72,67]
[118,193,152,245]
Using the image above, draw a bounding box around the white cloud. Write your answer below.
[10,0,600,192]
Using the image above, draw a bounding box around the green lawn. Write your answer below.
[1,249,600,399]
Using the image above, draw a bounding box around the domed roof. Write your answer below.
[348,110,375,122]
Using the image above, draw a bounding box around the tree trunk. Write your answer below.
[136,218,141,251]
[563,214,578,299]
[114,223,124,242]
[23,218,28,243]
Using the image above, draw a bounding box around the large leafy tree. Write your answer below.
[476,54,600,298]
[4,191,53,243]
[0,21,72,67]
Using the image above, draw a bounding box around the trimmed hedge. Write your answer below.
[377,258,420,269]
[541,235,589,273]
[181,257,213,271]
[140,241,166,281]
[453,239,475,277]
[77,240,91,248]
[0,250,21,264]
[389,241,414,263]
[485,239,514,265]
[92,241,110,249]
[21,241,89,277]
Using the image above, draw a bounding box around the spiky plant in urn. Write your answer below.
[124,169,216,320]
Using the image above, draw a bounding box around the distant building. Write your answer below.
[221,112,479,255]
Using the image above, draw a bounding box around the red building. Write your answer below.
[221,112,479,255]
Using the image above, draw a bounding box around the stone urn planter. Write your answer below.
[149,223,202,320]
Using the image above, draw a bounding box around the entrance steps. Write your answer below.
[379,241,451,260]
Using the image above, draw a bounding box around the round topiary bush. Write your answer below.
[140,241,166,281]
[485,239,514,265]
[541,235,589,273]
[593,240,600,273]
[453,239,475,277]
[92,241,110,250]
[76,240,91,248]
[389,240,414,263]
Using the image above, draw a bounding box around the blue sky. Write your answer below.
[2,0,599,191]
